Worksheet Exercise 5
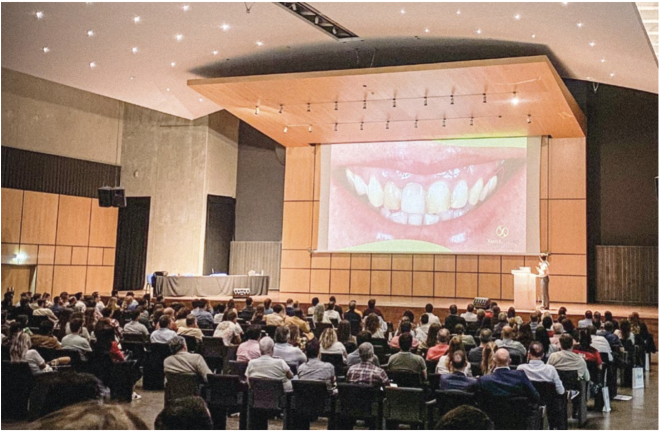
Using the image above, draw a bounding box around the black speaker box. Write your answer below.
[112,188,127,208]
[98,187,113,207]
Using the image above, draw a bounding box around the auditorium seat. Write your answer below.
[480,395,541,430]
[142,343,172,390]
[247,377,289,430]
[290,380,335,430]
[336,383,383,430]
[557,370,588,427]
[164,372,201,407]
[1,361,35,420]
[206,374,247,430]
[321,353,345,377]
[386,370,424,388]
[434,389,477,419]
[383,387,430,430]
[200,336,225,373]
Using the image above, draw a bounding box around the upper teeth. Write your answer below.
[345,169,498,225]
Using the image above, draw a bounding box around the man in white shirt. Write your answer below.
[246,337,294,391]
[424,304,441,326]
[123,310,150,337]
[265,304,286,326]
[214,311,243,346]
[588,325,613,360]
[73,293,87,313]
[460,303,478,323]
[578,311,594,329]
[32,299,58,324]
[273,326,306,367]
[518,342,565,395]
[178,315,204,343]
[536,254,550,310]
[415,314,430,344]
[61,318,92,353]
[93,292,105,319]
[150,316,178,344]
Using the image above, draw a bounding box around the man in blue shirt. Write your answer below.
[191,299,214,329]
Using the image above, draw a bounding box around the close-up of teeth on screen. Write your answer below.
[318,137,541,254]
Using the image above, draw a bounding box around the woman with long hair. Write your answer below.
[314,303,329,324]
[55,308,73,340]
[517,323,534,351]
[507,307,523,326]
[480,341,497,376]
[251,305,266,325]
[319,327,347,362]
[106,297,120,312]
[83,308,97,337]
[365,313,385,339]
[175,307,191,328]
[10,332,54,374]
[535,326,556,360]
[436,337,472,375]
[421,323,442,350]
[337,319,356,353]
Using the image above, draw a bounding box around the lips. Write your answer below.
[325,140,528,252]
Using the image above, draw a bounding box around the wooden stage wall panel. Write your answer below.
[596,246,658,304]
[279,137,588,303]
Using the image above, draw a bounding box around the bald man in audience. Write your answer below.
[517,342,565,395]
[478,349,539,402]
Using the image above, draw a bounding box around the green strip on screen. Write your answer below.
[341,240,452,253]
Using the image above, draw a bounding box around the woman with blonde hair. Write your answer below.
[480,341,498,375]
[436,337,473,375]
[319,327,347,362]
[314,303,329,324]
[11,332,54,374]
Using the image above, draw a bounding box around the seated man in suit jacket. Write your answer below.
[478,348,540,403]
[440,351,478,392]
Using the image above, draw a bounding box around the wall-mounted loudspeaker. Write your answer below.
[98,187,127,208]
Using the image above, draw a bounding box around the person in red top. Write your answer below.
[389,320,419,350]
[572,329,602,368]
[426,328,451,361]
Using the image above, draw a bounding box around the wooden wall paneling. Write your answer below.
[391,271,412,296]
[456,273,478,298]
[392,255,413,271]
[71,247,89,265]
[478,273,502,300]
[540,137,549,199]
[279,269,311,293]
[435,255,456,272]
[52,265,87,296]
[1,188,23,243]
[350,254,371,270]
[549,200,587,254]
[85,266,114,294]
[413,271,434,297]
[313,146,322,201]
[549,138,586,199]
[550,254,587,276]
[54,246,72,265]
[282,201,313,250]
[479,256,501,273]
[102,248,116,266]
[456,255,478,272]
[329,269,350,294]
[1,264,33,294]
[88,204,118,248]
[330,255,351,269]
[502,256,525,273]
[310,269,330,294]
[284,147,315,201]
[37,245,56,265]
[312,201,320,249]
[310,253,331,269]
[435,272,456,297]
[20,191,59,245]
[413,255,434,272]
[56,195,92,246]
[550,275,587,303]
[281,250,312,269]
[501,274,514,300]
[372,254,392,270]
[87,247,104,266]
[18,244,38,265]
[350,270,371,295]
[540,199,549,252]
[1,243,20,265]
[36,265,54,295]
[371,270,392,295]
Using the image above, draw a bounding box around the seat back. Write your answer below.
[427,373,441,391]
[425,359,438,373]
[337,383,381,420]
[383,387,426,424]
[556,369,580,391]
[532,381,565,430]
[1,361,35,420]
[249,377,285,410]
[228,360,248,381]
[586,360,601,384]
[264,325,277,338]
[201,328,214,337]
[206,374,243,407]
[386,370,423,388]
[200,336,224,372]
[181,335,199,353]
[370,338,389,349]
[470,362,483,377]
[142,343,172,390]
[291,380,329,418]
[435,389,477,417]
[504,347,525,365]
[330,318,339,328]
[321,353,345,377]
[165,372,201,406]
[313,323,333,339]
[108,360,138,402]
[481,396,537,430]
[122,332,149,343]
[120,340,147,363]
[373,345,389,365]
[29,315,49,328]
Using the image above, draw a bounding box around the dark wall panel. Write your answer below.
[2,146,120,198]
[204,195,236,275]
[114,197,150,291]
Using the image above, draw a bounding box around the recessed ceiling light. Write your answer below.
[171,61,177,67]
[514,14,521,20]
[132,46,139,54]
[213,50,219,55]
[577,22,583,28]
[476,28,482,34]
[424,28,429,33]
[199,98,204,102]
[256,41,264,46]
[562,2,569,5]
[220,23,230,31]
[175,34,184,41]
[610,73,615,77]
[89,61,97,69]
[400,8,406,14]
[456,10,461,15]
[601,58,606,63]
[35,11,44,20]
[532,34,536,39]
[182,4,190,12]
[42,46,50,53]
[166,88,170,92]
[133,16,141,24]
[589,41,596,47]
[130,76,135,80]
[87,30,95,37]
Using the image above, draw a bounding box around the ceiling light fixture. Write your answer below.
[182,4,190,12]
[424,96,428,106]
[527,114,532,123]
[483,93,487,103]
[442,118,446,127]
[308,125,313,133]
[476,28,482,34]
[283,126,288,133]
[221,23,230,31]
[601,58,606,63]
[470,117,474,126]
[514,14,521,20]
[392,98,397,108]
[256,41,264,46]
[132,47,139,54]
[89,61,97,69]
[175,34,184,41]
[334,101,338,111]
[277,3,358,40]
[610,73,615,77]
[414,119,418,128]
[360,122,364,130]
[334,123,338,132]
[425,28,429,33]
[456,10,461,15]
[255,105,260,115]
[130,76,135,80]
[133,16,141,23]
[532,34,536,39]
[577,22,583,28]
[87,30,95,37]
[400,8,406,14]
[279,104,284,114]
[386,120,390,129]
[363,99,367,109]
[450,94,455,105]
[166,88,170,92]
[42,46,50,53]
[212,50,218,55]
[511,91,520,105]
[35,11,44,20]
[307,103,311,112]
[170,62,176,67]
[589,41,596,47]
[199,98,203,102]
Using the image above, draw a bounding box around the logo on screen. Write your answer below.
[495,225,509,238]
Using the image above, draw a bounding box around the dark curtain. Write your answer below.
[114,197,150,291]
[203,195,236,275]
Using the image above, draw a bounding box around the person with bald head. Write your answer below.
[245,337,294,392]
[517,342,565,395]
[478,348,539,403]
[494,325,527,358]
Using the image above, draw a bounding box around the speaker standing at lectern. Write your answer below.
[536,254,550,310]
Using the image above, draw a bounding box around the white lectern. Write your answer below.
[511,267,536,310]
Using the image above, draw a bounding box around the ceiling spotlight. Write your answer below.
[182,4,190,12]
[589,41,596,47]
[255,105,259,115]
[199,98,203,102]
[392,98,397,108]
[256,41,264,46]
[456,10,461,15]
[130,76,135,80]
[470,117,474,126]
[14,252,27,263]
[527,114,532,124]
[483,93,487,103]
[360,122,364,131]
[87,30,95,37]
[35,11,44,20]
[450,94,455,105]
[414,119,418,128]
[307,103,311,112]
[424,96,428,106]
[442,118,446,127]
[42,46,50,53]
[532,34,536,39]
[283,126,288,133]
[511,91,520,105]
[332,27,338,35]
[175,34,184,41]
[577,22,583,28]
[600,58,606,63]
[308,125,313,133]
[334,123,338,132]
[220,23,230,31]
[279,104,284,114]
[514,14,521,20]
[89,61,97,69]
[476,28,482,34]
[132,46,139,54]
[363,99,367,109]
[166,88,170,92]
[610,73,615,77]
[400,8,406,14]
[170,62,176,67]
[425,28,430,33]
[133,16,141,23]
[334,101,338,111]
[562,2,569,5]
[386,120,390,130]
[212,50,218,56]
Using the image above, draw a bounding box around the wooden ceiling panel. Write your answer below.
[189,56,585,147]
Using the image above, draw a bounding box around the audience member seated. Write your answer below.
[250,305,266,326]
[237,324,262,362]
[387,332,427,379]
[240,297,256,319]
[214,311,243,346]
[573,329,603,369]
[495,326,527,358]
[285,309,315,340]
[10,332,54,374]
[454,324,475,348]
[191,300,214,329]
[329,296,344,318]
[437,337,473,376]
[589,325,613,360]
[265,304,286,326]
[32,299,58,324]
[319,327,348,361]
[284,298,295,317]
[30,401,148,430]
[348,331,380,367]
[61,318,92,352]
[517,342,565,395]
[426,328,451,361]
[389,320,419,350]
[478,349,539,402]
[492,312,509,337]
[31,320,61,350]
[443,305,466,334]
[598,321,623,351]
[436,405,493,430]
[174,307,191,329]
[312,303,329,325]
[604,310,620,331]
[296,338,336,393]
[155,396,213,430]
[468,329,491,363]
[324,301,341,322]
[151,316,178,344]
[163,336,212,382]
[424,303,441,325]
[246,337,294,392]
[346,343,390,387]
[337,320,357,352]
[211,304,226,325]
[439,351,478,392]
[550,323,564,349]
[578,310,593,329]
[124,310,150,337]
[344,300,363,336]
[263,298,274,315]
[415,314,430,344]
[363,298,383,319]
[177,315,204,343]
[273,325,307,366]
[547,334,590,381]
[307,297,320,317]
[364,313,386,339]
[460,303,478,323]
[419,322,441,351]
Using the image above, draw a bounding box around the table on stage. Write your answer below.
[155,275,269,297]
[511,268,537,310]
